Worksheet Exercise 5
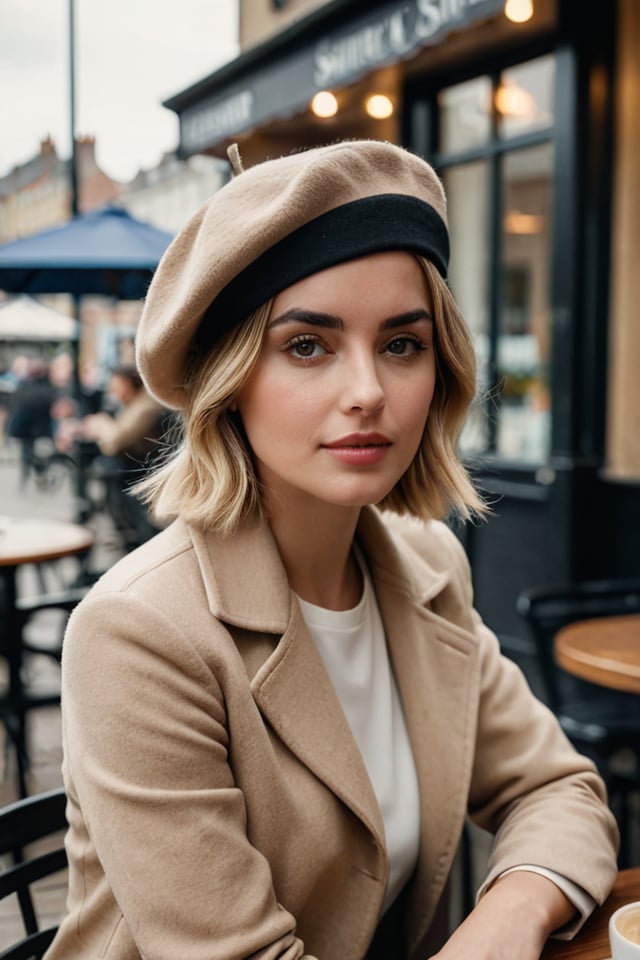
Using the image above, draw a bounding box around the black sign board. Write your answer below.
[179,0,504,153]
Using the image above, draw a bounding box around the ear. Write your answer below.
[229,397,239,412]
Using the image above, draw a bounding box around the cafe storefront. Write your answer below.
[165,0,640,649]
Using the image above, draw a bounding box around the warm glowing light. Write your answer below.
[365,94,394,120]
[494,82,536,118]
[311,91,338,118]
[504,210,545,234]
[504,0,534,23]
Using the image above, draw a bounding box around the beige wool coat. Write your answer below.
[45,507,618,960]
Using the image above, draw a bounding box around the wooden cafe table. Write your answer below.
[542,868,640,959]
[0,516,94,792]
[554,614,640,695]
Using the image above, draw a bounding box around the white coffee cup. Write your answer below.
[610,902,640,958]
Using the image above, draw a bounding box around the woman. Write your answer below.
[45,140,618,960]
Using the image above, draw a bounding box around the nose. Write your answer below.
[339,351,385,416]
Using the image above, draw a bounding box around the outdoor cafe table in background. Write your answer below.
[542,868,640,959]
[555,615,640,694]
[0,516,94,793]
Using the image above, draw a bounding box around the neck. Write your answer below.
[265,494,363,610]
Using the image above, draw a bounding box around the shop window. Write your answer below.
[434,55,555,464]
[443,161,491,455]
[439,77,492,153]
[497,55,555,139]
[498,144,553,461]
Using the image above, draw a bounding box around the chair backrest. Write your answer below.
[516,578,640,711]
[0,788,68,960]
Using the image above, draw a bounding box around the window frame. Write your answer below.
[409,50,558,464]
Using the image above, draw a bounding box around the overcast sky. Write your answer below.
[0,0,238,182]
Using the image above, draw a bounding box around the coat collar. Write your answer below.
[188,506,452,631]
[188,508,480,949]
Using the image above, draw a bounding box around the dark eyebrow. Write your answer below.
[268,309,343,330]
[268,307,433,331]
[381,309,433,330]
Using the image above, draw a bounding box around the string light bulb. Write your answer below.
[365,94,394,120]
[310,91,338,118]
[504,0,533,23]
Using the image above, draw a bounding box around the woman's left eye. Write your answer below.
[384,336,426,356]
[286,337,326,359]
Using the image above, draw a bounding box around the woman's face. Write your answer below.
[235,251,436,515]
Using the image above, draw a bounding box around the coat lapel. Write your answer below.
[189,515,386,849]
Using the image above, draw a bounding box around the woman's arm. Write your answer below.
[423,519,619,908]
[431,870,575,959]
[389,515,619,946]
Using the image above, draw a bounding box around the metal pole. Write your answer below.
[69,0,79,217]
[69,0,81,397]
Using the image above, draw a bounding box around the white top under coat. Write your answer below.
[296,553,421,914]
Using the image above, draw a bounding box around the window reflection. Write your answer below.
[497,55,555,139]
[439,77,492,154]
[443,162,491,454]
[496,144,554,461]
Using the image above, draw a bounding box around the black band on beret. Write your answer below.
[197,193,449,351]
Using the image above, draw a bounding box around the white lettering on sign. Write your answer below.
[315,0,494,87]
[183,89,254,148]
[415,0,489,37]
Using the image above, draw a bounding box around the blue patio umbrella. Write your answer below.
[0,206,174,400]
[0,206,173,298]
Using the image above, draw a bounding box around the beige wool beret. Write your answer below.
[136,139,449,409]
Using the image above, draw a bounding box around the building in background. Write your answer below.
[0,135,124,381]
[163,0,640,651]
[119,152,227,236]
[95,152,227,368]
[0,135,121,243]
[0,139,226,380]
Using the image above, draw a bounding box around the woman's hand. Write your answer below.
[429,871,577,960]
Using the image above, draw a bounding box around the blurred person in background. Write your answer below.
[6,356,56,482]
[82,364,166,465]
[44,141,618,960]
[0,354,30,443]
[56,364,168,547]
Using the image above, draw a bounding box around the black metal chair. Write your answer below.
[1,582,88,797]
[516,577,640,864]
[0,788,68,960]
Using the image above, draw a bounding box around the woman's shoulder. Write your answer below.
[70,519,217,643]
[89,518,196,598]
[63,519,232,673]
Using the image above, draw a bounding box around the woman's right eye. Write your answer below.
[286,337,326,360]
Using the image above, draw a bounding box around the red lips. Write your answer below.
[321,433,392,465]
[323,432,391,448]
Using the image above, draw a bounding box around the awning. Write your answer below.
[165,0,505,157]
[0,295,78,342]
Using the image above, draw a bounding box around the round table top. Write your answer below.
[0,516,94,567]
[555,614,640,695]
[542,868,640,959]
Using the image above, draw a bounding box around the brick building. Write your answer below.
[0,135,121,244]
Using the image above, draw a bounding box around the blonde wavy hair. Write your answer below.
[135,257,485,534]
